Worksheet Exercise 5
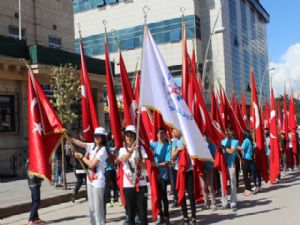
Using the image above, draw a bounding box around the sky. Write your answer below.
[259,0,300,96]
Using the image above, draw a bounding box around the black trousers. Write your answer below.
[123,186,148,225]
[29,185,41,221]
[105,170,119,203]
[74,173,86,195]
[242,159,253,191]
[251,163,261,188]
[158,178,169,219]
[180,170,196,219]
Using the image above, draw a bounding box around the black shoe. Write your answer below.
[71,193,75,203]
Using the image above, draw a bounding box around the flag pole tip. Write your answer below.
[180,7,186,15]
[143,5,150,17]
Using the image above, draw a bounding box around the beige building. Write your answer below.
[0,0,106,176]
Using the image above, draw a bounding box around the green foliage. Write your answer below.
[49,64,80,125]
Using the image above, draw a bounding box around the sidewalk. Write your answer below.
[0,172,87,218]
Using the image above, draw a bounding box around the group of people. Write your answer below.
[27,124,299,225]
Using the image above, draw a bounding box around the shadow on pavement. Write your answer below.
[46,215,88,223]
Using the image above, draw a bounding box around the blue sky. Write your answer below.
[260,0,300,62]
[260,0,300,94]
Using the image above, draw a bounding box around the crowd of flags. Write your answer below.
[27,15,298,221]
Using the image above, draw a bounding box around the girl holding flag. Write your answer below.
[72,127,108,225]
[119,125,148,225]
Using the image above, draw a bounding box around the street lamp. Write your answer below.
[202,0,225,90]
[258,66,275,104]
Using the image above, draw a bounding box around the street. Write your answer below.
[2,169,300,225]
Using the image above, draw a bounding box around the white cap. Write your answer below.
[124,125,136,134]
[94,127,106,136]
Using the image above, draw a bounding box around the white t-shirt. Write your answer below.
[86,143,107,188]
[119,146,148,188]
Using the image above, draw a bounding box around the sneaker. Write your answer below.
[114,200,122,207]
[190,218,197,225]
[211,205,217,211]
[27,221,34,225]
[171,202,178,208]
[203,204,210,210]
[107,202,113,208]
[258,187,263,192]
[253,187,259,194]
[231,206,237,212]
[251,187,256,191]
[156,215,163,225]
[123,217,129,225]
[135,216,141,224]
[181,218,190,225]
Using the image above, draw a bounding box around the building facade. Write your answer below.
[73,0,270,103]
[0,0,106,176]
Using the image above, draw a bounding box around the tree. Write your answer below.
[49,64,80,189]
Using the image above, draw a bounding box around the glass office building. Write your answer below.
[73,0,270,103]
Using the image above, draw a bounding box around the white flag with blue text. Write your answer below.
[140,27,212,161]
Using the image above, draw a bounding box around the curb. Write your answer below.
[0,190,87,219]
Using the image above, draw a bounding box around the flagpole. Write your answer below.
[133,5,150,185]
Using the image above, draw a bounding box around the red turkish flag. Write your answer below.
[28,69,64,181]
[104,38,123,148]
[250,70,269,183]
[211,90,225,133]
[269,87,281,183]
[119,52,137,127]
[176,149,189,205]
[264,100,270,129]
[241,94,249,128]
[288,95,298,165]
[283,87,291,166]
[79,37,99,142]
[233,96,247,132]
[221,88,244,142]
[277,102,282,131]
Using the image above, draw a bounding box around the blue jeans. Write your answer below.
[169,166,178,203]
[29,185,40,221]
[55,159,62,184]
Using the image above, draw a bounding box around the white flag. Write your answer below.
[140,27,212,161]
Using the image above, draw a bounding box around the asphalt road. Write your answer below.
[2,169,300,225]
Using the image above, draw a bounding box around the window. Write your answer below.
[120,39,135,50]
[48,36,61,49]
[170,30,181,42]
[0,95,18,132]
[8,25,25,39]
